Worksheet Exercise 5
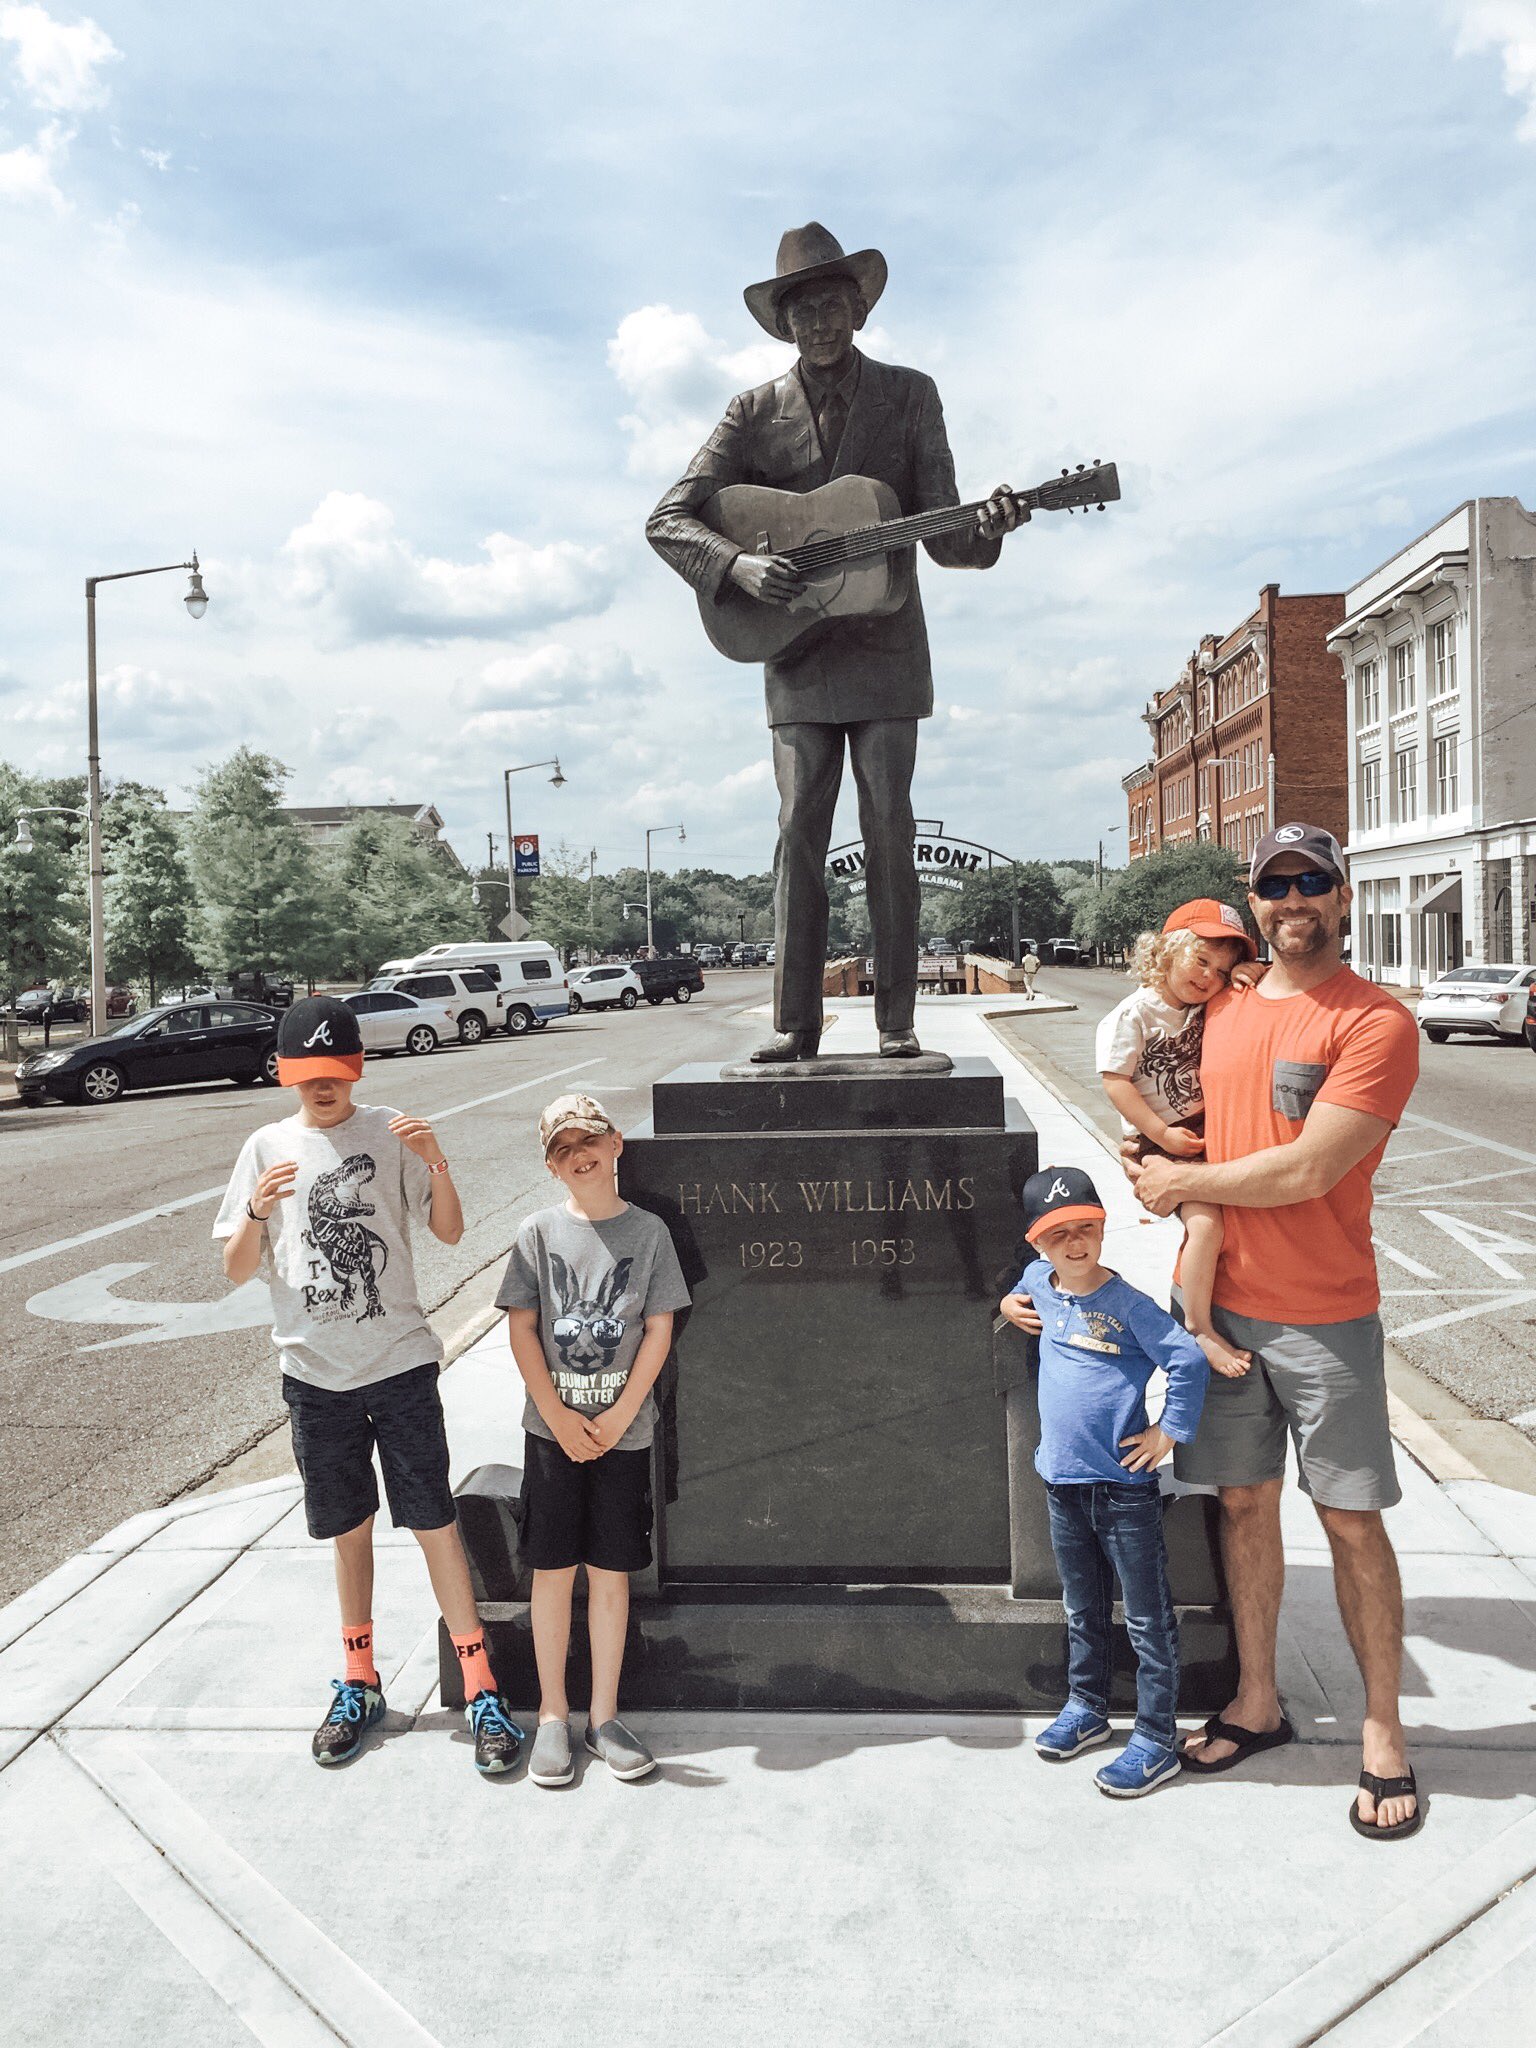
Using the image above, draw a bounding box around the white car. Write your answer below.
[567,965,642,1013]
[343,989,460,1056]
[1416,963,1536,1044]
[367,967,514,1043]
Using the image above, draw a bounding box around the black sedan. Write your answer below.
[14,1000,280,1106]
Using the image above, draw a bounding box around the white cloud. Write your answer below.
[607,304,791,477]
[0,115,67,206]
[0,4,118,112]
[1452,0,1536,138]
[280,491,616,642]
[139,146,170,172]
[460,644,653,714]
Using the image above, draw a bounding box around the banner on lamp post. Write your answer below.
[513,835,541,878]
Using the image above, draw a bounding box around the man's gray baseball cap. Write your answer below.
[1249,822,1347,887]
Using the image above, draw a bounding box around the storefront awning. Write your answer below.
[1409,873,1463,916]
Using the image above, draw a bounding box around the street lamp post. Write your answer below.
[643,822,685,956]
[85,555,209,1029]
[502,758,565,927]
[1097,825,1122,892]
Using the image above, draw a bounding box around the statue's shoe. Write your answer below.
[878,1030,923,1058]
[749,1029,821,1063]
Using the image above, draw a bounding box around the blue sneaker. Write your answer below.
[312,1678,385,1766]
[467,1691,525,1776]
[1095,1735,1182,1798]
[1035,1701,1113,1760]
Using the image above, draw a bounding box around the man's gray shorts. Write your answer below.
[1171,1295,1401,1511]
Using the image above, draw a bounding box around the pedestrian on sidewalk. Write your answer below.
[1000,1165,1209,1798]
[1129,824,1423,1839]
[1095,898,1261,1381]
[214,996,524,1778]
[498,1093,690,1788]
[1021,948,1040,999]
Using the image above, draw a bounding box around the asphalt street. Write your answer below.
[1001,966,1536,1438]
[0,971,779,1604]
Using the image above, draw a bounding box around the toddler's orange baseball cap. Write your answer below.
[1162,898,1257,960]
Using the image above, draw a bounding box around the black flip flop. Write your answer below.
[1179,1712,1295,1775]
[1349,1769,1423,1841]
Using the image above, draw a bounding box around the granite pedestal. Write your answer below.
[446,1059,1237,1713]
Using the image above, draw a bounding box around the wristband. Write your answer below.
[246,1200,267,1222]
[427,1158,450,1176]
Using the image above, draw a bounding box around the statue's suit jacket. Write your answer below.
[646,352,1000,727]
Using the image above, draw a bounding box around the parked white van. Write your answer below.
[377,942,568,1034]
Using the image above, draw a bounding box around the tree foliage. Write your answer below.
[318,813,480,980]
[1076,843,1252,955]
[0,764,78,1001]
[183,748,326,976]
[101,788,200,1002]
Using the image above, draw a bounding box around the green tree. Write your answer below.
[320,813,480,981]
[1079,842,1251,956]
[525,843,601,959]
[101,788,201,1003]
[183,748,326,976]
[951,861,1065,957]
[0,763,77,1005]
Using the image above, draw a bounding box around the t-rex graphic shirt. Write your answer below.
[214,1105,440,1392]
[1095,986,1206,1131]
[496,1202,690,1453]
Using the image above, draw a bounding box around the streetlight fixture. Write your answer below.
[644,822,685,956]
[84,553,209,1031]
[14,805,83,856]
[1097,825,1122,891]
[502,757,565,927]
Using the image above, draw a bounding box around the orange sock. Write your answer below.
[342,1622,378,1686]
[450,1628,497,1700]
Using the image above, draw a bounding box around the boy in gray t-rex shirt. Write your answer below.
[498,1092,689,1788]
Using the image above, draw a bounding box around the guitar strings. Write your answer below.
[783,475,1105,571]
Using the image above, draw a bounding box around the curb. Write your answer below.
[980,1012,1536,1496]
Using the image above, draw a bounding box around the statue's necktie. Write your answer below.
[816,392,847,467]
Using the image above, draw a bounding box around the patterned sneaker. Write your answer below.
[312,1678,385,1766]
[1095,1735,1182,1799]
[467,1692,525,1777]
[528,1718,574,1787]
[1035,1702,1114,1761]
[584,1717,656,1781]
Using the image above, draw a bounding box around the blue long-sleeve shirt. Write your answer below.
[1012,1258,1210,1486]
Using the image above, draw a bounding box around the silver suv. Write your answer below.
[366,967,508,1043]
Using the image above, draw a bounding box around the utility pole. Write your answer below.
[1011,860,1021,965]
[587,847,597,963]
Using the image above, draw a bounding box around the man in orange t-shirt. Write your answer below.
[1132,824,1422,1839]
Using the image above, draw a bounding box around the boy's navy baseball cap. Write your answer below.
[276,996,364,1084]
[1022,1165,1107,1245]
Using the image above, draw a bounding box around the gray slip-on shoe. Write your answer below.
[528,1717,574,1787]
[584,1717,657,1780]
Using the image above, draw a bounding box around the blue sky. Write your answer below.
[3,0,1534,877]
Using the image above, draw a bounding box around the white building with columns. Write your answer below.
[1328,496,1536,987]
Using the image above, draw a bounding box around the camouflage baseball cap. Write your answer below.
[539,1092,616,1153]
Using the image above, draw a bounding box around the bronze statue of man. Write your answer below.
[646,224,1022,1062]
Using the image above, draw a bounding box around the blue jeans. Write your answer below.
[1044,1480,1180,1751]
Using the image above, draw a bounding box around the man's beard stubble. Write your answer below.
[1259,908,1333,961]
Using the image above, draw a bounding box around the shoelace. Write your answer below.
[325,1678,374,1726]
[470,1694,524,1741]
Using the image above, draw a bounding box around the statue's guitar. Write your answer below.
[693,460,1119,663]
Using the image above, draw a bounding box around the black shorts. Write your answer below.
[282,1362,455,1541]
[519,1433,653,1573]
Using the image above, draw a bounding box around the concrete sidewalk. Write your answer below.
[2,1000,1534,2046]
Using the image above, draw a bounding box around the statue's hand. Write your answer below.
[728,552,807,606]
[976,486,1028,540]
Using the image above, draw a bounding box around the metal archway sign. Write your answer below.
[826,818,1020,896]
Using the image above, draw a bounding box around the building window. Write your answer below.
[1357,659,1380,727]
[1394,746,1418,824]
[1390,641,1416,715]
[1359,758,1381,830]
[1431,620,1456,698]
[1381,914,1401,969]
[1434,734,1458,813]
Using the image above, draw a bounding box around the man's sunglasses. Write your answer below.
[1254,869,1338,901]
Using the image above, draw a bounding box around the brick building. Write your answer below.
[1123,584,1347,864]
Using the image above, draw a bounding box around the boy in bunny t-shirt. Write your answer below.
[497,1093,690,1789]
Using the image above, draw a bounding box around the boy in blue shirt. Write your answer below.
[1001,1166,1209,1797]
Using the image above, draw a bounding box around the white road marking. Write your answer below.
[1379,1143,1463,1167]
[1373,1237,1442,1280]
[26,1263,270,1351]
[1419,1209,1536,1282]
[1381,1287,1529,1296]
[1382,1162,1536,1201]
[0,1057,605,1281]
[1389,1290,1536,1341]
[1396,1111,1536,1167]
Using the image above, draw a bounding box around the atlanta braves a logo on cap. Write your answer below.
[1046,1176,1071,1201]
[1275,824,1305,843]
[302,1021,334,1049]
